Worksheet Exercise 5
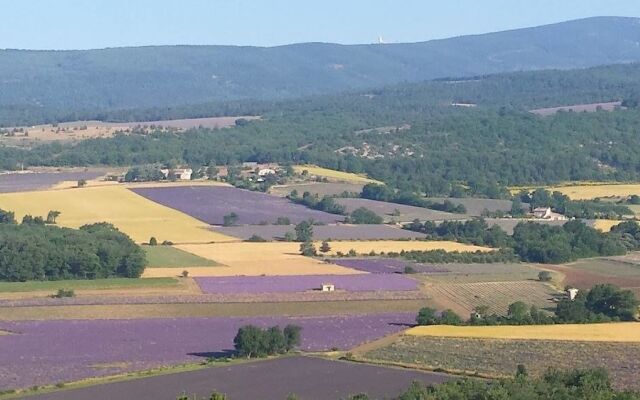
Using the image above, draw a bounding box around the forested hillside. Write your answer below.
[5,61,640,196]
[2,16,640,121]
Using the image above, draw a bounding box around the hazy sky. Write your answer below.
[1,0,639,49]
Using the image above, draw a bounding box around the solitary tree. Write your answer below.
[46,210,61,224]
[149,236,158,246]
[223,212,239,226]
[299,241,317,256]
[77,179,87,188]
[294,220,314,242]
[319,240,331,253]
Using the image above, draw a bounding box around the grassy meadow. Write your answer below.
[293,165,382,184]
[143,246,220,268]
[0,278,179,293]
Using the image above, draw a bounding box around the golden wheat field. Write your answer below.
[592,219,624,232]
[512,183,640,200]
[319,240,491,256]
[161,242,364,277]
[293,165,382,184]
[406,323,640,342]
[0,186,235,244]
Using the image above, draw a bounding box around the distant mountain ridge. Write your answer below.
[2,16,640,111]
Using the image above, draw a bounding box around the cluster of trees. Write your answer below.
[288,191,346,215]
[0,211,145,281]
[394,248,519,264]
[512,221,630,264]
[233,325,301,358]
[406,219,511,248]
[405,218,640,264]
[345,207,383,224]
[417,284,638,327]
[521,188,632,219]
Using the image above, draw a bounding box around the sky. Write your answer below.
[1,0,639,50]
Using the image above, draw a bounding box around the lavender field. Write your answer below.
[0,313,415,390]
[331,258,450,274]
[0,170,105,193]
[213,224,426,240]
[194,274,418,294]
[131,186,342,225]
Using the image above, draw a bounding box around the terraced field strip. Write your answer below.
[293,165,382,184]
[364,335,640,390]
[423,281,559,316]
[406,322,640,342]
[0,185,236,244]
[166,242,363,277]
[320,240,491,256]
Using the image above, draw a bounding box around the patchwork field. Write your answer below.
[269,182,365,197]
[143,246,220,268]
[529,101,622,116]
[0,170,107,193]
[330,258,449,274]
[0,313,415,390]
[422,281,559,316]
[160,242,362,277]
[415,262,543,283]
[335,198,463,222]
[427,197,516,217]
[406,322,640,341]
[212,224,426,240]
[545,257,640,295]
[0,186,235,244]
[292,165,382,184]
[19,356,452,400]
[194,274,418,294]
[513,182,640,200]
[320,240,491,256]
[131,186,342,225]
[365,335,640,390]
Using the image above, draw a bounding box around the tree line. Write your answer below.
[0,209,145,281]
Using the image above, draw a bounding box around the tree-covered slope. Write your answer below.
[2,16,640,113]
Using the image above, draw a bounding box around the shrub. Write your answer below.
[149,236,158,246]
[52,288,75,298]
[246,234,267,242]
[181,270,189,278]
[538,270,553,282]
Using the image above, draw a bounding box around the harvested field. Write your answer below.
[269,182,364,197]
[415,263,542,283]
[592,219,624,232]
[194,274,418,294]
[0,300,427,321]
[20,356,453,400]
[0,186,235,244]
[163,242,362,277]
[131,186,342,225]
[544,261,640,294]
[529,101,622,116]
[143,246,219,268]
[406,322,640,342]
[212,224,426,240]
[0,170,107,193]
[330,258,449,274]
[423,281,559,316]
[428,197,516,217]
[484,218,567,234]
[523,182,640,200]
[0,313,415,390]
[365,335,640,390]
[292,165,381,184]
[335,198,463,222]
[321,240,491,256]
[2,116,259,142]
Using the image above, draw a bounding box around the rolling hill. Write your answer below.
[2,16,640,113]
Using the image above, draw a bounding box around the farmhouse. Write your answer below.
[321,283,335,292]
[531,207,568,221]
[258,168,276,176]
[160,168,193,180]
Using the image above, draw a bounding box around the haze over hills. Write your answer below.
[2,16,640,113]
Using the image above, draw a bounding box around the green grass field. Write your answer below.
[0,278,179,293]
[143,245,220,268]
